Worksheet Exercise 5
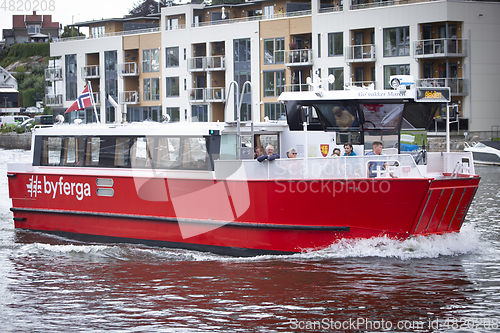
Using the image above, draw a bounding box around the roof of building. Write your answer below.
[11,11,60,29]
[71,15,160,27]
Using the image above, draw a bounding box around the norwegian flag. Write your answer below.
[65,85,93,113]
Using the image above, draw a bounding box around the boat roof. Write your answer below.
[32,121,289,137]
[278,88,416,102]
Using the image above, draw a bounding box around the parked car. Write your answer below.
[34,115,54,125]
[14,116,29,123]
[0,116,18,126]
[26,106,41,114]
[18,118,35,129]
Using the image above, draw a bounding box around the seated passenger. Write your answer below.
[286,148,297,158]
[366,141,387,178]
[331,148,341,157]
[257,145,280,162]
[333,106,355,130]
[343,142,356,156]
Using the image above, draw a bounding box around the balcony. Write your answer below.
[120,91,140,104]
[45,68,62,81]
[119,62,140,76]
[188,57,206,72]
[82,65,100,79]
[345,44,375,63]
[206,56,226,71]
[45,94,63,106]
[285,49,313,67]
[189,88,205,103]
[206,88,226,102]
[414,38,467,59]
[284,84,309,92]
[416,78,467,96]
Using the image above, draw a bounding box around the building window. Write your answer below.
[383,26,410,57]
[143,78,160,101]
[263,5,274,19]
[384,64,410,89]
[317,33,321,58]
[264,38,284,65]
[27,25,41,34]
[265,103,286,121]
[328,68,344,90]
[234,38,251,121]
[90,26,105,38]
[234,38,251,63]
[165,77,179,97]
[191,105,208,122]
[65,54,77,101]
[166,107,180,122]
[328,32,343,56]
[166,47,179,68]
[143,48,160,73]
[263,70,285,97]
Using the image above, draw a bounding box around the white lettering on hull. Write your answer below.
[27,175,91,201]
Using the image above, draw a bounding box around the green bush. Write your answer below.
[15,126,26,134]
[1,124,16,134]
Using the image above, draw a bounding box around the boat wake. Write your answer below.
[10,223,484,263]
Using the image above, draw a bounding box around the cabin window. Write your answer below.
[41,137,62,166]
[38,135,211,171]
[360,103,404,131]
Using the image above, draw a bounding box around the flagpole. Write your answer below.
[87,81,100,123]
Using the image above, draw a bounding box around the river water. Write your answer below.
[0,149,499,332]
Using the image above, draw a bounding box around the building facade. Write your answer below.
[46,0,500,132]
[2,11,60,47]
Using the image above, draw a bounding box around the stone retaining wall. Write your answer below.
[0,133,32,150]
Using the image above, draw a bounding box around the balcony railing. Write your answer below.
[206,56,226,71]
[165,24,186,31]
[120,91,140,104]
[189,88,206,103]
[284,84,310,92]
[413,38,467,58]
[206,87,226,102]
[45,94,63,106]
[351,81,376,89]
[416,78,467,96]
[345,44,375,62]
[82,65,100,79]
[119,62,140,76]
[187,57,206,71]
[56,27,160,43]
[318,5,343,13]
[192,10,312,28]
[285,49,313,67]
[45,68,62,80]
[92,92,100,105]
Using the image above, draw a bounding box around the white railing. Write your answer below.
[165,24,186,31]
[206,87,225,102]
[215,153,476,181]
[285,49,313,66]
[55,27,160,43]
[192,10,312,28]
[351,81,376,89]
[345,44,375,62]
[318,5,343,13]
[187,57,206,71]
[119,62,140,76]
[45,94,63,106]
[92,92,100,105]
[82,65,100,79]
[206,56,225,70]
[413,38,467,57]
[45,68,62,80]
[284,84,310,92]
[120,91,140,104]
[416,78,467,95]
[189,88,205,102]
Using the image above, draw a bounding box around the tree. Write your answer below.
[61,26,85,38]
[127,0,166,18]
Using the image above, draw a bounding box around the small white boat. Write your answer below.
[464,141,500,165]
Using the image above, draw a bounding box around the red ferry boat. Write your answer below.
[7,82,480,256]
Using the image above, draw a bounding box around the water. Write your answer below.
[1,149,499,332]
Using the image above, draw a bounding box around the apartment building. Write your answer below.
[46,0,500,132]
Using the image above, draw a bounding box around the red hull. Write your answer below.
[8,171,480,256]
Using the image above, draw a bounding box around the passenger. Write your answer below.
[254,146,264,159]
[366,141,387,178]
[331,148,341,157]
[286,148,297,158]
[257,144,280,162]
[343,142,356,156]
[333,106,355,130]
